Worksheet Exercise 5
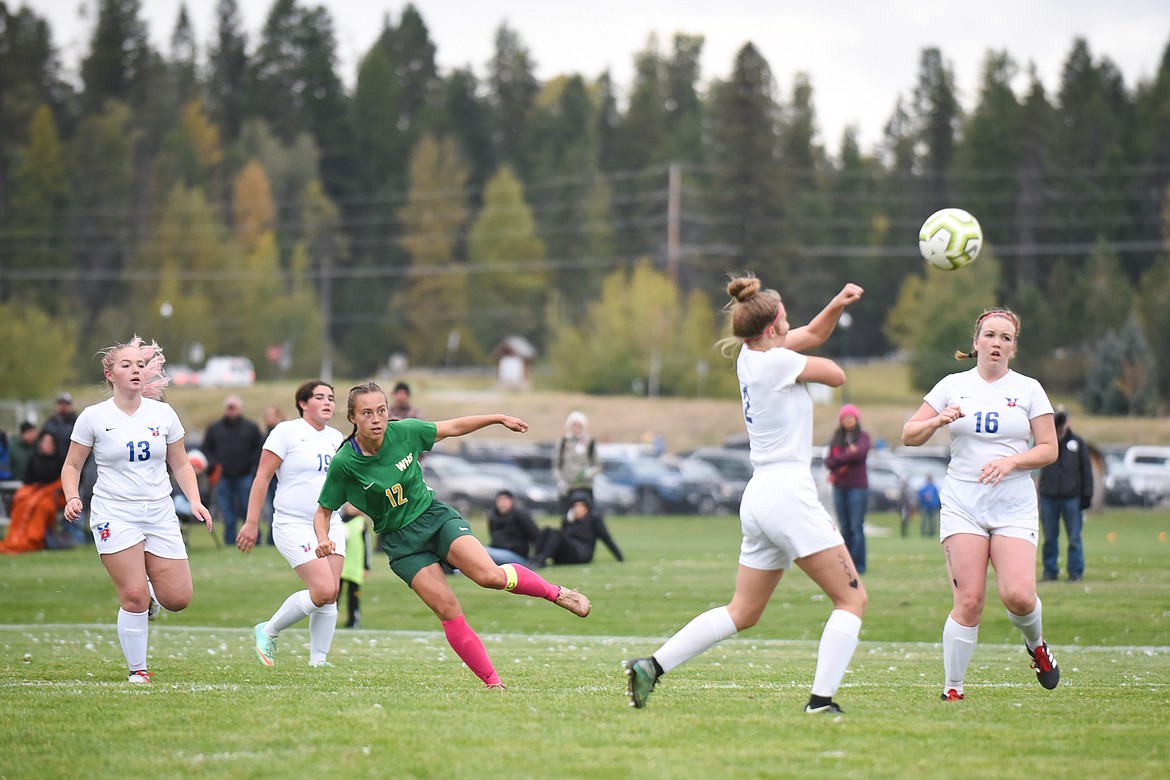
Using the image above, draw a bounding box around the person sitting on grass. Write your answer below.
[527,492,623,568]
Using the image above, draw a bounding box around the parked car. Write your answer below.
[474,461,559,515]
[421,453,510,518]
[593,473,638,516]
[866,463,910,513]
[672,457,729,514]
[198,356,255,387]
[600,455,720,515]
[168,364,201,386]
[682,447,753,511]
[1101,449,1147,507]
[1122,446,1170,505]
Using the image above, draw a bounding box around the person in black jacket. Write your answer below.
[483,490,540,565]
[1038,407,1093,582]
[528,492,623,568]
[201,395,264,546]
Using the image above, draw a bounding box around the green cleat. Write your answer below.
[253,622,276,667]
[622,658,659,709]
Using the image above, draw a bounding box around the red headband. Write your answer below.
[744,307,782,343]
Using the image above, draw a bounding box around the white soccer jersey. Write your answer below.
[736,346,811,469]
[72,397,185,502]
[923,367,1053,483]
[264,417,344,521]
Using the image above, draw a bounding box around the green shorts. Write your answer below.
[379,501,476,586]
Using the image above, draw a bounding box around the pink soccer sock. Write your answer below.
[500,563,560,601]
[441,615,501,686]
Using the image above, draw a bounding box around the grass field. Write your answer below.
[2,508,1168,779]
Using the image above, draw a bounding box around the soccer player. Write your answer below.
[238,381,344,668]
[901,307,1060,701]
[311,382,590,688]
[60,337,213,683]
[623,277,867,714]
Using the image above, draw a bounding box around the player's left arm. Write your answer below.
[977,412,1058,485]
[434,414,528,442]
[786,283,863,353]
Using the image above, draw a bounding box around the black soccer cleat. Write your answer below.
[1027,641,1060,690]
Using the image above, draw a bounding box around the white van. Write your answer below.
[199,356,256,387]
[1121,446,1170,505]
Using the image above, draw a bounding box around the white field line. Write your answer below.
[2,623,1168,655]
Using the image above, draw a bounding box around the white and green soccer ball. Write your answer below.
[918,208,983,271]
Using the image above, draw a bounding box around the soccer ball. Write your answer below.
[918,208,983,271]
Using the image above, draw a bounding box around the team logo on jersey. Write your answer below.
[148,426,161,437]
[97,522,111,541]
[301,543,312,553]
[395,453,414,471]
[1004,397,1018,407]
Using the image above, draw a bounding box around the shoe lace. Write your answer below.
[1030,644,1054,673]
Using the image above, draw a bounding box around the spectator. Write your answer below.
[1038,407,1093,582]
[917,474,942,538]
[484,489,541,565]
[0,431,67,554]
[42,392,77,457]
[202,395,264,546]
[340,507,371,629]
[823,404,871,574]
[0,428,11,480]
[529,493,623,568]
[9,422,38,481]
[388,381,422,420]
[553,411,601,514]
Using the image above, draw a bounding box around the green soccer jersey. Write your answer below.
[318,418,438,534]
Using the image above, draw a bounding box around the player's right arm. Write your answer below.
[314,504,336,557]
[901,401,962,447]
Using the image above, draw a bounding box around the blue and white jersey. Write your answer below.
[72,397,185,502]
[264,417,343,522]
[923,368,1053,483]
[736,346,811,470]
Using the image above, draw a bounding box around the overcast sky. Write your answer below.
[22,0,1170,151]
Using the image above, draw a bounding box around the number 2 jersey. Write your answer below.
[923,367,1053,484]
[71,397,185,502]
[317,418,438,535]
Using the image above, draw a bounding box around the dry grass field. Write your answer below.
[59,359,1168,453]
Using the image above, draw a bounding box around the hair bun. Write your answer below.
[727,276,761,302]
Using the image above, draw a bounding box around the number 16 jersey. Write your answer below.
[923,367,1052,484]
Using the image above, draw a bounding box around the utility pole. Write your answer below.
[666,162,681,285]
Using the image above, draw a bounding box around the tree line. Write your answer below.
[0,0,1168,413]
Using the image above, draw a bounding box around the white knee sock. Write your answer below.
[1007,597,1044,651]
[943,616,979,693]
[117,607,149,671]
[267,590,316,636]
[811,609,862,698]
[308,602,338,665]
[653,606,738,674]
